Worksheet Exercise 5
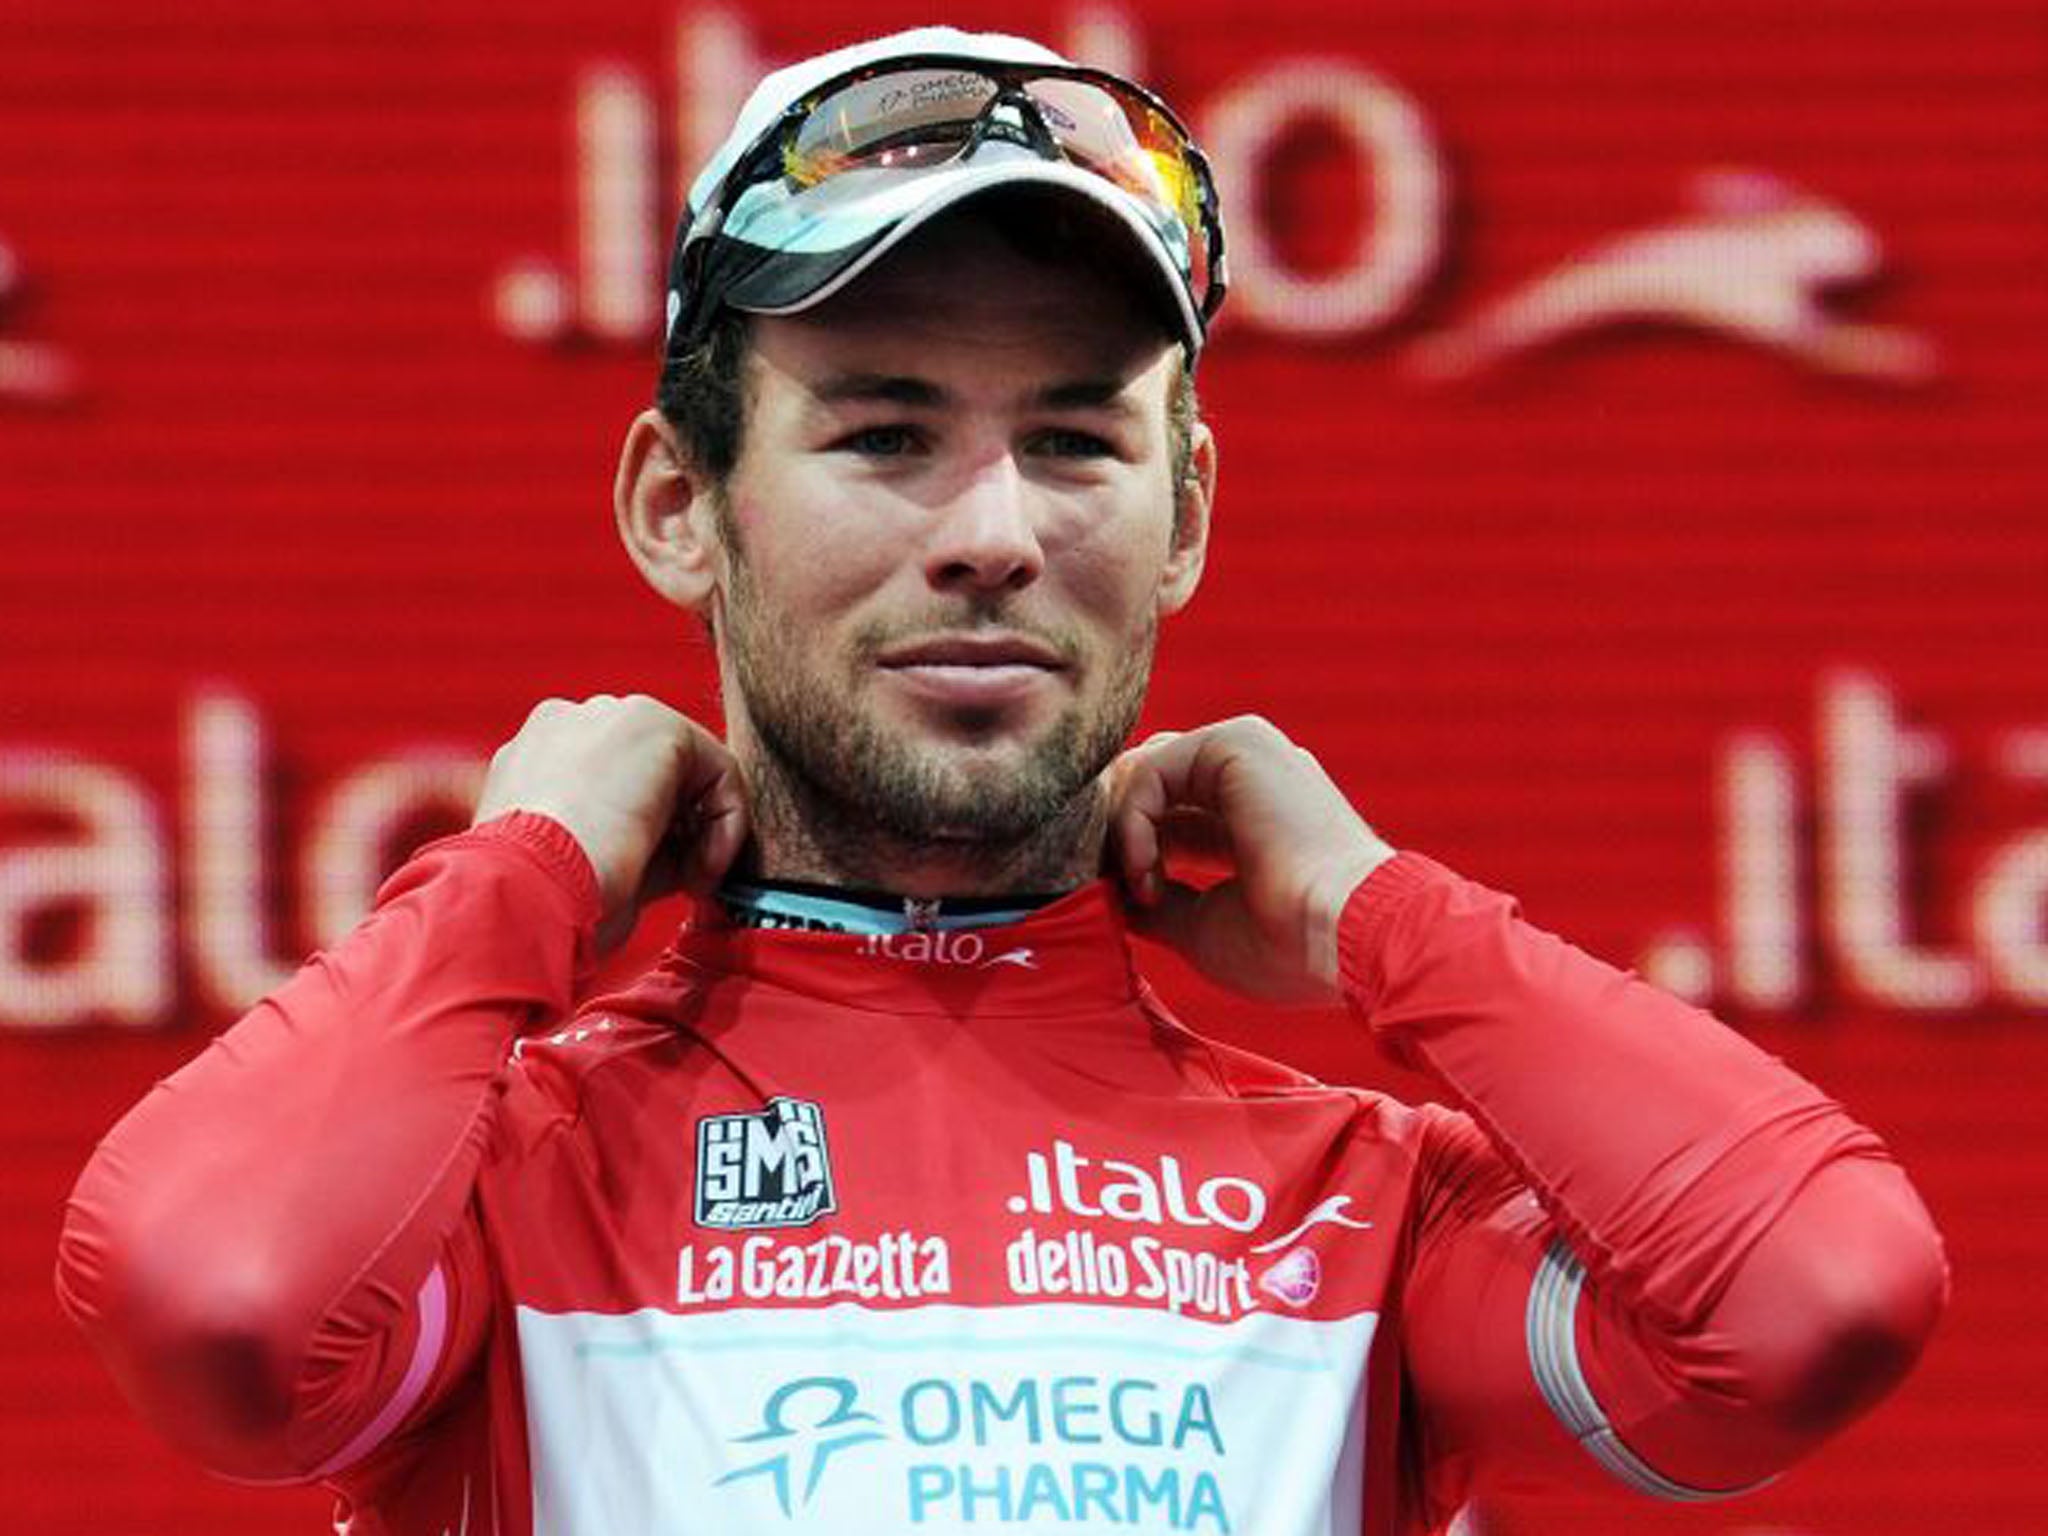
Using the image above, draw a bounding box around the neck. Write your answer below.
[739,747,1109,899]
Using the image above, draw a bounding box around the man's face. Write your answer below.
[705,214,1210,849]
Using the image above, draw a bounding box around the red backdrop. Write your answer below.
[3,1,2042,1530]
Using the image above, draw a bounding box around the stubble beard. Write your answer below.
[721,554,1155,891]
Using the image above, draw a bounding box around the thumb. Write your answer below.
[1122,878,1262,989]
[1127,876,1336,1006]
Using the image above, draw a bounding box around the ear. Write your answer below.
[615,408,723,612]
[1156,419,1215,617]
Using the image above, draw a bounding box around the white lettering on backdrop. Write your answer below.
[490,6,1928,380]
[2,673,2043,1029]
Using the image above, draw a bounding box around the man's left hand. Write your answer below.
[1106,717,1395,1003]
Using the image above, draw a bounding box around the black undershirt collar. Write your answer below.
[717,878,1058,937]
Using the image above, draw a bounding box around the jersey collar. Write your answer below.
[669,879,1147,1018]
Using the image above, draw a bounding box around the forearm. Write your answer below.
[54,812,596,1480]
[1346,853,1947,1489]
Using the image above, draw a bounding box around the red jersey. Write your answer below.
[56,814,1946,1535]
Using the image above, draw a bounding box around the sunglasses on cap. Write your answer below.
[669,54,1228,350]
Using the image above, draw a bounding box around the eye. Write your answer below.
[838,424,923,457]
[1029,427,1116,459]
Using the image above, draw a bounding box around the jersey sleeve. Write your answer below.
[1338,852,1948,1517]
[53,811,601,1483]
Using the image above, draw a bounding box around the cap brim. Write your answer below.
[717,159,1205,356]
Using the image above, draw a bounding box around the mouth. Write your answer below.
[877,633,1069,671]
[875,632,1070,711]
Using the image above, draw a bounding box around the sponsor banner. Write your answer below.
[661,1133,1376,1324]
[516,1301,1375,1534]
[677,1231,953,1308]
[664,1130,1378,1325]
[1009,1138,1270,1233]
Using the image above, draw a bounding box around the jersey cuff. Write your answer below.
[1335,850,1448,1016]
[433,811,604,936]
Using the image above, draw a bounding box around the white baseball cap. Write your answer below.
[662,26,1226,358]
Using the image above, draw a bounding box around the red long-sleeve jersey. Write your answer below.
[56,813,1946,1535]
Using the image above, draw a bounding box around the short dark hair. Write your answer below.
[655,194,1203,500]
[656,306,753,488]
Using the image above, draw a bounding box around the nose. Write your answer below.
[922,452,1045,595]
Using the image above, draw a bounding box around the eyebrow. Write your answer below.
[809,373,948,408]
[806,372,1142,414]
[1033,378,1143,415]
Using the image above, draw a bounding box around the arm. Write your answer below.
[55,696,748,1482]
[1108,718,1947,1502]
[54,813,597,1481]
[1350,855,1947,1501]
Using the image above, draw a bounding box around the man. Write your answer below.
[58,26,1944,1536]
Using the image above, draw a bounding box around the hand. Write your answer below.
[472,695,749,953]
[1106,717,1395,1002]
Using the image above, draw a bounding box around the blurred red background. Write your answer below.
[3,1,2042,1530]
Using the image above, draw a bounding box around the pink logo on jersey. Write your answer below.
[1258,1246,1321,1308]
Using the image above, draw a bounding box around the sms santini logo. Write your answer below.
[695,1097,839,1231]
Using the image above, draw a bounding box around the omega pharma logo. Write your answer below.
[714,1373,1233,1530]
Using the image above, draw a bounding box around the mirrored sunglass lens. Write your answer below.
[777,66,1212,306]
[1185,222,1211,297]
[791,69,1000,176]
[1027,82,1203,231]
[1021,79,1141,163]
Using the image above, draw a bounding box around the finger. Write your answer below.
[681,789,749,895]
[1105,750,1171,905]
[1132,727,1185,751]
[1117,724,1234,818]
[1124,876,1267,985]
[1107,733,1226,906]
[1116,726,1256,902]
[668,714,744,802]
[647,797,748,905]
[1153,806,1234,871]
[1126,876,1334,1006]
[1121,871,1203,948]
[1107,728,1195,775]
[636,831,695,909]
[676,743,751,895]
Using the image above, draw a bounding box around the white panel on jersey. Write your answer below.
[518,1301,1377,1535]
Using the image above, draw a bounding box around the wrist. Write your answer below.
[1306,838,1397,987]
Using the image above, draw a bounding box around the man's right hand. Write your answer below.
[471,696,750,952]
